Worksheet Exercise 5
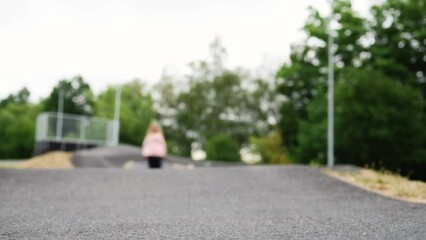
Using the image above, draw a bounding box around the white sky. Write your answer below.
[0,0,371,102]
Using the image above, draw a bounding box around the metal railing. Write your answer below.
[35,112,118,146]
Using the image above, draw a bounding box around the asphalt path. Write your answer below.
[1,165,425,239]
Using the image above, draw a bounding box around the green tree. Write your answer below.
[276,0,367,152]
[155,38,277,157]
[162,71,276,157]
[43,76,95,115]
[95,80,155,146]
[204,134,240,162]
[0,88,41,159]
[296,89,328,164]
[276,0,426,156]
[297,69,425,173]
[335,70,425,171]
[369,0,426,99]
[0,87,30,107]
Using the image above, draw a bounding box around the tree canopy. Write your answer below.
[95,80,155,146]
[276,0,426,178]
[276,0,426,155]
[0,88,41,158]
[43,76,95,116]
[154,38,278,159]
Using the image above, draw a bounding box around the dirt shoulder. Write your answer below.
[0,151,73,169]
[325,168,426,204]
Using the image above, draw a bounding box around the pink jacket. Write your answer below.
[142,132,167,158]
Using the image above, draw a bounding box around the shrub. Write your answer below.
[297,69,426,174]
[204,134,240,162]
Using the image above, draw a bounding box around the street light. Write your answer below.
[327,0,335,168]
[113,85,122,145]
[56,88,64,141]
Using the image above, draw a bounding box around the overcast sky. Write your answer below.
[0,0,371,102]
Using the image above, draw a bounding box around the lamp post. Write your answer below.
[327,0,335,168]
[113,85,122,145]
[56,88,64,141]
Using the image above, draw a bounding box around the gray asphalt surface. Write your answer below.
[1,165,425,239]
[71,145,242,168]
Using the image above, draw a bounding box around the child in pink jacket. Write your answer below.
[142,123,167,168]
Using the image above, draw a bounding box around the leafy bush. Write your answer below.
[0,103,41,159]
[297,69,426,172]
[250,131,291,164]
[204,134,240,162]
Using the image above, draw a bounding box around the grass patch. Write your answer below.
[325,168,426,204]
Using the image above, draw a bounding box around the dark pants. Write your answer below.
[147,156,163,169]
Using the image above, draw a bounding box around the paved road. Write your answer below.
[1,166,425,239]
